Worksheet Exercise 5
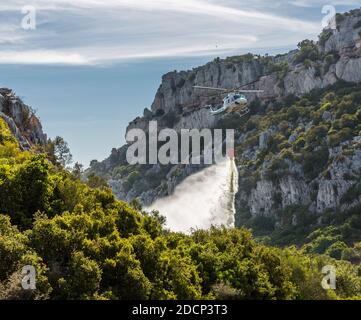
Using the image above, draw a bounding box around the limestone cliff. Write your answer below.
[126,9,361,135]
[89,8,361,230]
[0,88,47,149]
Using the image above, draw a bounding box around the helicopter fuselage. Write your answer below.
[210,92,248,115]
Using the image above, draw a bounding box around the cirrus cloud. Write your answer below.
[0,0,358,65]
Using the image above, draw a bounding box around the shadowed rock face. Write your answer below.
[0,88,47,149]
[90,8,361,226]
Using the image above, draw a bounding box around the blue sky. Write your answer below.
[0,0,360,166]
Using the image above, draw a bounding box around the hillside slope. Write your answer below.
[87,8,361,246]
[1,115,361,300]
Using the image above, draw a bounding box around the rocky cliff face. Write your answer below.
[126,9,361,135]
[89,8,361,228]
[236,135,361,224]
[0,88,47,149]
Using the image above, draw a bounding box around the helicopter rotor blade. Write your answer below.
[194,86,263,93]
[237,90,264,93]
[193,86,229,92]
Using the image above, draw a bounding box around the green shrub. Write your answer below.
[340,183,361,204]
[295,40,319,63]
[319,29,333,46]
[303,59,312,69]
[326,241,348,259]
[328,128,353,147]
[305,125,329,146]
[323,53,339,74]
[303,147,329,180]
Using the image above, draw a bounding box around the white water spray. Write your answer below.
[147,157,238,233]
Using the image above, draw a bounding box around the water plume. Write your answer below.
[147,157,238,233]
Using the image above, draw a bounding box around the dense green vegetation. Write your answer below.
[0,117,360,300]
[231,82,361,265]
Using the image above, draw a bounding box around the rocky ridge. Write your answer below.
[0,88,47,149]
[89,8,361,229]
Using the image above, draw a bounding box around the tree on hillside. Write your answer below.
[46,136,73,167]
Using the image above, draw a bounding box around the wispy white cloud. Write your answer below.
[289,0,361,8]
[0,23,25,44]
[0,0,357,65]
[0,50,90,65]
[0,0,318,30]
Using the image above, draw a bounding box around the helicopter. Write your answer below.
[193,86,263,116]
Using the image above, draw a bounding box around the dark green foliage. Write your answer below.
[323,52,339,74]
[340,183,361,204]
[328,128,353,147]
[326,241,348,260]
[46,136,73,167]
[86,172,109,189]
[295,40,319,63]
[305,125,328,145]
[234,81,361,260]
[248,216,276,233]
[1,117,360,300]
[303,147,329,180]
[218,113,247,130]
[0,155,52,228]
[319,29,333,46]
